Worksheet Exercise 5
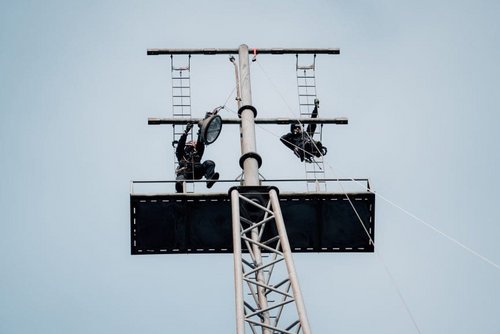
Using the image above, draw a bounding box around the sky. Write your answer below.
[1,0,500,333]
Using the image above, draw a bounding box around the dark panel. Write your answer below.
[130,192,375,254]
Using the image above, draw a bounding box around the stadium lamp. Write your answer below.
[199,112,222,145]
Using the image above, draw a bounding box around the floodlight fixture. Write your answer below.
[199,108,223,145]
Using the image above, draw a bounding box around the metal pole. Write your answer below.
[269,189,312,334]
[238,44,260,186]
[238,44,271,334]
[231,189,245,334]
[230,56,242,110]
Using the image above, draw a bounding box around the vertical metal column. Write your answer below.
[233,44,311,334]
[238,44,260,187]
[237,44,271,334]
[231,189,246,333]
[269,189,311,334]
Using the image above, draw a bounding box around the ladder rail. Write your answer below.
[296,55,327,192]
[170,55,195,193]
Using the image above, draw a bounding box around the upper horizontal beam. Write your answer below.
[148,117,348,125]
[147,48,340,56]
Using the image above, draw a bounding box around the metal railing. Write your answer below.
[130,178,371,195]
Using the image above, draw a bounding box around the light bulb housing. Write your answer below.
[199,114,222,145]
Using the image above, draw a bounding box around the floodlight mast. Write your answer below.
[237,45,273,333]
[147,44,342,334]
[238,45,260,186]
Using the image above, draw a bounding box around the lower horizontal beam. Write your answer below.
[148,117,348,125]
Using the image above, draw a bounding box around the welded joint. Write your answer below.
[245,319,296,334]
[245,299,295,319]
[241,215,276,234]
[243,257,285,278]
[242,277,294,299]
[241,236,285,255]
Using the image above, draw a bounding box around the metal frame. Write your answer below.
[130,178,371,191]
[146,44,345,333]
[231,187,311,334]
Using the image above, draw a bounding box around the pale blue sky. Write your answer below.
[1,1,500,333]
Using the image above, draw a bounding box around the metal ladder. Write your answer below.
[171,55,194,193]
[296,55,326,192]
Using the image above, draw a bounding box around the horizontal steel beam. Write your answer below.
[147,48,340,56]
[130,178,371,192]
[131,178,369,184]
[148,117,348,125]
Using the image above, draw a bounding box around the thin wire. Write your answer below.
[240,107,423,333]
[208,54,494,333]
[254,58,500,271]
[235,79,500,273]
[254,58,423,333]
[255,117,425,334]
[254,60,303,121]
[337,167,500,271]
[254,59,325,165]
[223,84,237,108]
[379,195,500,270]
[333,167,422,334]
[377,251,423,334]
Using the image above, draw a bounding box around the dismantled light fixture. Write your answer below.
[199,107,223,145]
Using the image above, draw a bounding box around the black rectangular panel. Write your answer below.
[130,192,375,254]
